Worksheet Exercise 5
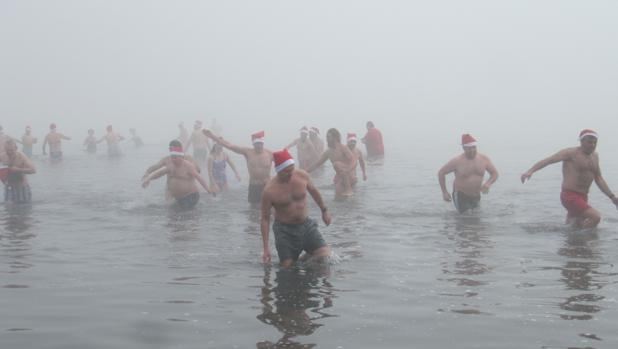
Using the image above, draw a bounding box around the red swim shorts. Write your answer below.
[560,190,591,218]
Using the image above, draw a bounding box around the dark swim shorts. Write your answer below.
[453,190,480,213]
[5,184,32,204]
[248,183,265,204]
[273,217,327,262]
[176,192,199,209]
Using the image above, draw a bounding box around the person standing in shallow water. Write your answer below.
[20,126,37,158]
[202,129,273,205]
[98,125,124,157]
[521,129,618,229]
[438,134,499,213]
[261,149,331,268]
[1,139,36,203]
[307,128,357,199]
[42,123,71,161]
[346,133,367,187]
[142,141,213,209]
[83,129,98,154]
[207,142,241,193]
[285,126,320,171]
[361,121,384,161]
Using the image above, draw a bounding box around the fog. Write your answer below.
[2,0,617,155]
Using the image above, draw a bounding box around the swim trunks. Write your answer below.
[50,151,62,160]
[176,192,199,209]
[23,147,33,158]
[194,148,208,165]
[248,183,265,204]
[5,184,32,203]
[273,217,327,262]
[453,190,480,213]
[560,189,590,218]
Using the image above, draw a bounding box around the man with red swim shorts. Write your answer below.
[521,129,618,228]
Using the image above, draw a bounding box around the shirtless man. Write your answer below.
[186,120,210,166]
[307,128,357,199]
[346,133,367,186]
[438,134,499,213]
[1,139,36,203]
[20,126,37,158]
[42,123,71,161]
[261,149,331,267]
[142,141,212,209]
[285,126,320,170]
[98,125,124,157]
[142,140,200,198]
[309,127,324,155]
[84,129,98,153]
[203,129,273,205]
[521,129,618,228]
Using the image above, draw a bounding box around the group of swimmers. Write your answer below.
[3,121,616,267]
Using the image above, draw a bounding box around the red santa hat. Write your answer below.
[347,133,358,142]
[310,127,320,135]
[273,149,295,173]
[50,123,57,130]
[579,129,598,140]
[300,126,309,135]
[169,144,184,156]
[252,130,265,144]
[461,134,477,147]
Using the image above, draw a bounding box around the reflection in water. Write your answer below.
[0,204,36,274]
[556,232,605,321]
[256,265,335,349]
[439,214,493,315]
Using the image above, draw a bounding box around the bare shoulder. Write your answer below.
[294,168,311,180]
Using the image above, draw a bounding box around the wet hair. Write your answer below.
[327,128,341,143]
[169,139,183,148]
[366,121,374,128]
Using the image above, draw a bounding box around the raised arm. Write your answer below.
[285,139,299,150]
[521,148,572,183]
[202,129,248,156]
[306,173,331,226]
[438,157,457,202]
[260,188,273,263]
[61,133,71,141]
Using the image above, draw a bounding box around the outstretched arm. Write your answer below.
[142,157,167,180]
[285,139,299,150]
[307,174,331,226]
[260,190,273,263]
[61,133,71,141]
[521,148,571,183]
[203,129,248,156]
[142,167,168,188]
[438,158,457,202]
[306,150,329,173]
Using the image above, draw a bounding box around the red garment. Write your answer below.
[560,189,591,218]
[363,128,384,157]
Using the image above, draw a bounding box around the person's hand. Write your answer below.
[322,210,332,226]
[481,183,491,194]
[210,183,220,193]
[262,248,271,264]
[521,172,532,183]
[202,129,214,138]
[142,179,150,188]
[442,191,452,202]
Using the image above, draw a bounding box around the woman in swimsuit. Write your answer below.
[207,142,241,193]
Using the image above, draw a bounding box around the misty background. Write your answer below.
[2,0,617,164]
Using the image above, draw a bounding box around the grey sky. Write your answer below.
[2,0,617,152]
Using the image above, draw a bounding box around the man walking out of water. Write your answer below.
[438,134,499,213]
[261,149,331,267]
[307,128,357,199]
[361,121,384,161]
[285,126,320,170]
[202,129,273,205]
[21,126,37,158]
[186,120,210,166]
[521,129,618,229]
[42,123,71,161]
[142,141,212,209]
[98,125,124,157]
[347,133,367,186]
[1,140,36,203]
